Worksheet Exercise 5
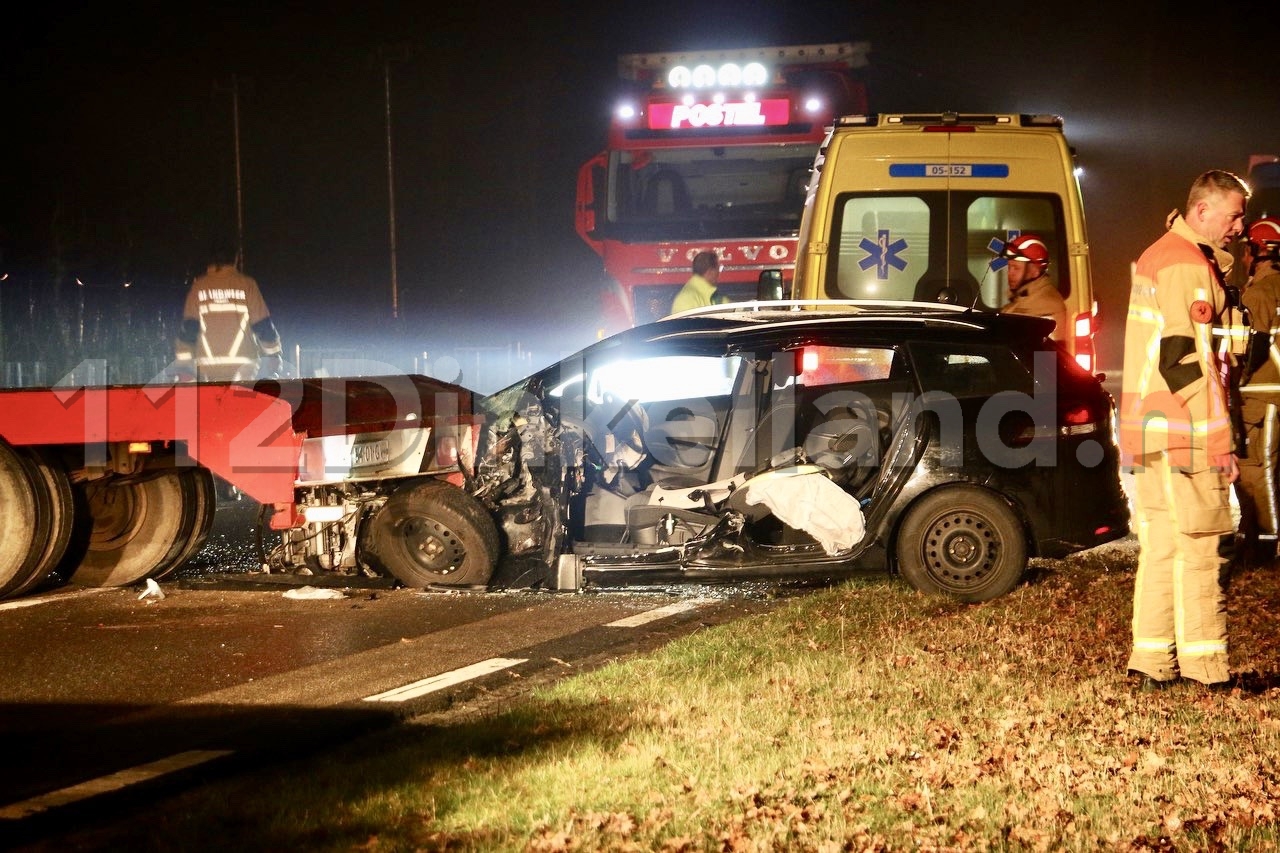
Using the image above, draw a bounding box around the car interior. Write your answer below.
[552,343,920,552]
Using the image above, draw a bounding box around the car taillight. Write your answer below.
[1072,307,1096,374]
[1060,403,1098,436]
[1004,404,1098,448]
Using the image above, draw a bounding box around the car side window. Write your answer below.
[908,341,1032,397]
[586,354,742,404]
[796,345,894,387]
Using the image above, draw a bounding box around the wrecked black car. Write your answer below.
[458,302,1130,602]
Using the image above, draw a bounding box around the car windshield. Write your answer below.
[480,338,744,423]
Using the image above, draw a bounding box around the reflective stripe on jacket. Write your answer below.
[175,264,281,376]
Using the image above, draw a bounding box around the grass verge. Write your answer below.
[31,539,1280,851]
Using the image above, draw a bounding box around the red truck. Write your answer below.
[575,42,870,333]
[0,375,497,600]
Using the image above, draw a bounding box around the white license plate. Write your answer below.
[350,439,392,468]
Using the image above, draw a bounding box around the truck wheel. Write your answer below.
[149,468,218,581]
[70,471,190,587]
[9,448,77,597]
[895,485,1027,603]
[362,479,499,588]
[0,440,55,598]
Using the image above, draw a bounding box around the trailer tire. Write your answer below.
[9,448,77,597]
[0,440,55,599]
[70,471,191,588]
[362,479,499,588]
[149,467,219,581]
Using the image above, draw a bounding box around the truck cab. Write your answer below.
[783,112,1099,373]
[575,43,870,333]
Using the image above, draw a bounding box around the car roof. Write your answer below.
[640,299,1054,344]
[485,300,1058,401]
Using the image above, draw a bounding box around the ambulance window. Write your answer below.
[963,195,1063,308]
[830,195,931,301]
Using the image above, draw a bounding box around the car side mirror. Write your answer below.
[757,270,784,301]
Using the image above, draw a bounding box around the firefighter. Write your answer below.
[1232,217,1280,567]
[997,233,1069,342]
[1118,169,1250,691]
[175,240,283,382]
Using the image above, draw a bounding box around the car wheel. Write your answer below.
[362,479,500,588]
[895,486,1027,602]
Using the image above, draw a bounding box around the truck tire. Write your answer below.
[895,485,1027,603]
[70,471,191,588]
[362,479,500,588]
[8,448,77,597]
[0,440,55,599]
[149,467,218,581]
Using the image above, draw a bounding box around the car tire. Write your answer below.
[362,478,500,588]
[895,485,1027,602]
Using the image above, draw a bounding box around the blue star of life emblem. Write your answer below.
[988,230,1021,272]
[858,229,908,280]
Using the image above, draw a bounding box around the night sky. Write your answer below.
[5,1,1279,371]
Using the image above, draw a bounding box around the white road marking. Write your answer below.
[363,657,529,703]
[0,750,234,819]
[606,598,709,628]
[0,596,710,818]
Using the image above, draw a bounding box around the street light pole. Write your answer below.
[376,45,409,321]
[383,58,399,320]
[214,75,250,270]
[231,74,245,271]
[0,273,7,373]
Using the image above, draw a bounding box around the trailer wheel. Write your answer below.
[149,468,218,581]
[895,485,1027,603]
[0,440,55,598]
[70,471,191,587]
[363,479,499,588]
[9,448,77,597]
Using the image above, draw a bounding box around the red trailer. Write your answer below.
[0,375,497,600]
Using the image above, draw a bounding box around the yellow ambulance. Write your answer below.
[784,112,1098,372]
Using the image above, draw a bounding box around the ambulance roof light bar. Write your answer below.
[834,113,1065,129]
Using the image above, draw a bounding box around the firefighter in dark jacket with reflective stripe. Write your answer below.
[175,241,283,382]
[1233,217,1280,565]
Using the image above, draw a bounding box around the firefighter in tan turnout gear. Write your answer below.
[1233,217,1280,566]
[175,241,283,382]
[997,233,1069,342]
[1118,169,1250,691]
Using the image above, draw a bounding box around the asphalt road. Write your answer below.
[0,511,798,847]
